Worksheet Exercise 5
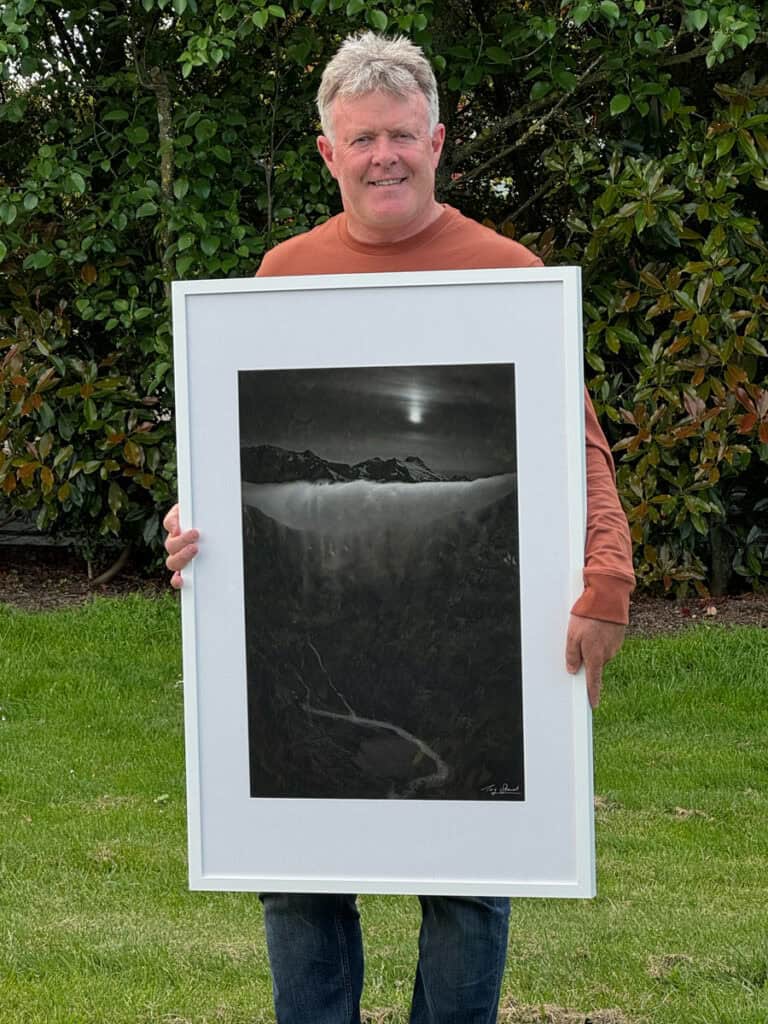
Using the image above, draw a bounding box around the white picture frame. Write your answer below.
[171,267,594,897]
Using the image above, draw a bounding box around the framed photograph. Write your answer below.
[172,267,594,897]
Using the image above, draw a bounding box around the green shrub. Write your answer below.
[1,0,766,589]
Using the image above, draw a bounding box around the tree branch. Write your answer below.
[505,175,564,226]
[446,32,759,181]
[448,55,604,173]
[447,61,599,191]
[48,9,90,75]
[145,67,175,303]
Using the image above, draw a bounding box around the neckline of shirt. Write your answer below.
[336,204,457,255]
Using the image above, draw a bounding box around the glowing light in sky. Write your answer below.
[406,384,426,425]
[408,402,423,424]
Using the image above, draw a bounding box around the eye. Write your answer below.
[352,135,372,145]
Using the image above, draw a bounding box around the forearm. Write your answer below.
[570,390,635,625]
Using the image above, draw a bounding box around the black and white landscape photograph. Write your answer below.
[238,363,523,801]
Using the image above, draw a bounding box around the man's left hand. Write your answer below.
[565,615,626,709]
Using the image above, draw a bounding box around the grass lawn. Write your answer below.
[0,595,766,1024]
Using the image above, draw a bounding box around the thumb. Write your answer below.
[163,503,181,538]
[565,627,582,675]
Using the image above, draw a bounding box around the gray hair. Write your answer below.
[317,32,440,139]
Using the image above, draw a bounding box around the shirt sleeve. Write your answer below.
[570,389,636,624]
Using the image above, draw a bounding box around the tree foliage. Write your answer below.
[1,0,766,590]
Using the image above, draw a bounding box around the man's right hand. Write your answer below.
[163,503,199,589]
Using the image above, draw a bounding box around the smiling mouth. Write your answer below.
[368,177,407,186]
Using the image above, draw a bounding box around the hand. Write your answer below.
[565,615,626,709]
[163,503,200,590]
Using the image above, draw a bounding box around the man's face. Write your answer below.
[317,90,445,244]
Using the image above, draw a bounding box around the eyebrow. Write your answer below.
[346,126,417,139]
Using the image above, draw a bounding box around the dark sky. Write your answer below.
[238,363,516,477]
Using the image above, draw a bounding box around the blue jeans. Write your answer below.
[260,893,510,1024]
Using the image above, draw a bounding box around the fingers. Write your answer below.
[583,660,602,709]
[565,627,583,675]
[164,530,199,574]
[163,502,199,586]
[165,527,199,558]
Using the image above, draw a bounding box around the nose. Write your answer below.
[371,135,398,166]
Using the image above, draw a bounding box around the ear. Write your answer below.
[431,123,446,166]
[317,135,337,179]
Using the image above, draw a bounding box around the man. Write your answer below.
[164,31,635,1024]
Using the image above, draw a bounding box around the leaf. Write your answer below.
[0,201,17,225]
[53,446,74,468]
[23,192,39,210]
[599,1,620,21]
[268,4,286,16]
[552,68,577,91]
[176,254,195,276]
[194,118,216,143]
[486,47,511,64]
[124,440,143,466]
[125,126,150,145]
[136,201,158,217]
[529,80,551,101]
[572,3,591,26]
[84,398,98,425]
[108,481,125,513]
[725,365,748,389]
[173,178,189,200]
[585,351,605,373]
[66,172,87,194]
[80,263,98,285]
[696,277,712,308]
[690,9,708,31]
[200,235,220,256]
[23,250,54,270]
[0,240,7,262]
[692,315,709,337]
[610,94,631,116]
[39,433,54,460]
[368,9,387,30]
[667,335,689,356]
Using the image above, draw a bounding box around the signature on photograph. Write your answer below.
[481,782,520,796]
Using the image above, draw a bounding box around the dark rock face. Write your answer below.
[241,444,454,484]
[352,455,444,483]
[240,444,356,483]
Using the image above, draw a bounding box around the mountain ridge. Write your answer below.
[240,443,467,484]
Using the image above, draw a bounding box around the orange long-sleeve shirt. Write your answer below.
[257,204,635,623]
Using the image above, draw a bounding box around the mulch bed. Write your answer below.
[0,546,168,613]
[627,590,768,635]
[1,544,766,634]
